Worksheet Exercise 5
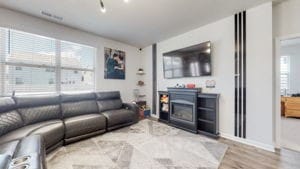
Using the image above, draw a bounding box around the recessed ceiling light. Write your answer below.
[124,0,129,3]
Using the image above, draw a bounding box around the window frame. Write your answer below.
[0,27,96,96]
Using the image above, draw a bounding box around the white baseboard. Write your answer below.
[281,139,300,152]
[220,132,275,152]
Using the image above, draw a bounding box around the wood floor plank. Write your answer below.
[218,138,300,169]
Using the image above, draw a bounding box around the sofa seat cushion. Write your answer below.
[0,120,62,145]
[102,109,136,127]
[29,121,64,149]
[0,110,23,137]
[0,140,19,156]
[14,95,61,125]
[96,91,123,112]
[64,114,106,139]
[61,93,99,118]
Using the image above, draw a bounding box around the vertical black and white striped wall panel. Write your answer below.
[234,11,247,138]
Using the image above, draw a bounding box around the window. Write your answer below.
[48,78,54,85]
[0,28,96,96]
[60,41,95,92]
[280,55,290,94]
[15,77,24,85]
[15,66,22,71]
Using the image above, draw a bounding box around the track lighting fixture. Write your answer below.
[99,0,106,13]
[99,0,130,14]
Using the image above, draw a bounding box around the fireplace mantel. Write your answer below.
[158,88,220,138]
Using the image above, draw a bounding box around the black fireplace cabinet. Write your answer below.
[158,89,220,138]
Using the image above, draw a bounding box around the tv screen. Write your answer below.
[163,41,212,79]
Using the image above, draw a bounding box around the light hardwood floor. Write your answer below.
[219,138,300,169]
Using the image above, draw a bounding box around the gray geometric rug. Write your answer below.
[46,119,228,169]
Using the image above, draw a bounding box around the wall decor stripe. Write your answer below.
[152,44,157,115]
[234,11,247,138]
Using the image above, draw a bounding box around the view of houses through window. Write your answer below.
[0,28,96,96]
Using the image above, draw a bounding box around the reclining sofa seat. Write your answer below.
[0,98,23,156]
[0,97,47,169]
[96,91,139,131]
[61,92,106,144]
[0,91,139,169]
[13,95,64,153]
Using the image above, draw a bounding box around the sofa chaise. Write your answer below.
[0,91,139,169]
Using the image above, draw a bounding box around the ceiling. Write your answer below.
[0,0,275,48]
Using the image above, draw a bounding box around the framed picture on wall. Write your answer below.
[104,47,126,80]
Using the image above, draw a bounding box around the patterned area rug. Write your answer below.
[46,119,228,169]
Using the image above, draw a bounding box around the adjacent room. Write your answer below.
[0,0,300,169]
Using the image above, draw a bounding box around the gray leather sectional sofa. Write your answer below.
[0,91,139,169]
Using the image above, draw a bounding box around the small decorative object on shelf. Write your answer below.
[158,91,169,123]
[136,101,150,119]
[133,89,140,101]
[205,80,216,88]
[175,83,185,88]
[143,108,151,117]
[162,103,169,112]
[186,83,196,88]
[160,94,169,103]
[137,68,145,75]
[137,80,145,86]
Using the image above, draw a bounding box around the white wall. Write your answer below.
[273,0,300,38]
[140,46,153,109]
[273,0,300,151]
[246,2,273,147]
[142,2,274,149]
[0,8,141,102]
[155,16,235,136]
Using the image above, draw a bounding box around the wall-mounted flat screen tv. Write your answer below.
[163,41,212,79]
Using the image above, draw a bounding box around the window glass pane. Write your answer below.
[4,65,56,95]
[280,56,290,92]
[8,30,56,66]
[0,27,96,96]
[61,69,94,92]
[61,41,95,69]
[0,28,6,96]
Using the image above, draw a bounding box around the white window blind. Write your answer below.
[60,41,95,92]
[280,55,290,94]
[0,27,96,96]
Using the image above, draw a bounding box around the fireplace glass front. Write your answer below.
[171,103,194,122]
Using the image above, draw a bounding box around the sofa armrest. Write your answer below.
[0,154,11,169]
[123,103,139,122]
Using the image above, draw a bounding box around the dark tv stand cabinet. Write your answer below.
[158,90,220,138]
[197,93,220,138]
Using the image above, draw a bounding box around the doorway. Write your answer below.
[276,35,300,152]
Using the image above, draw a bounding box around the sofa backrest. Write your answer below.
[14,95,61,125]
[0,98,23,137]
[95,91,123,112]
[61,92,98,118]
